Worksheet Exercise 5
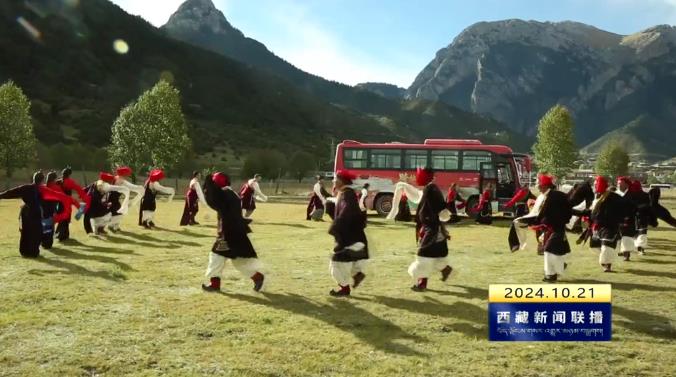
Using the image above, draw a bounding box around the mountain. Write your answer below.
[161,0,529,150]
[408,20,676,159]
[0,0,528,173]
[355,82,407,100]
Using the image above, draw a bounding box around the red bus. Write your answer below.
[334,139,532,217]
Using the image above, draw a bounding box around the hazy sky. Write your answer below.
[111,0,676,87]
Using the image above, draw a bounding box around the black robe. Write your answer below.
[138,181,157,225]
[40,194,58,249]
[204,178,258,259]
[84,183,109,233]
[0,184,43,258]
[55,179,71,241]
[627,190,653,235]
[416,183,449,258]
[329,187,369,262]
[649,188,676,227]
[536,190,573,255]
[591,192,626,248]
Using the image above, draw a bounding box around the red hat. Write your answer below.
[211,172,230,188]
[149,169,165,182]
[335,169,357,185]
[537,174,554,187]
[415,167,434,186]
[116,166,132,177]
[594,175,609,194]
[99,172,115,184]
[616,176,631,186]
[629,180,643,193]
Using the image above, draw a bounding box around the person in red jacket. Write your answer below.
[446,183,465,223]
[473,184,494,225]
[55,167,90,242]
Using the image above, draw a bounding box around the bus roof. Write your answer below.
[339,139,514,154]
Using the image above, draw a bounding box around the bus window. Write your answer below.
[370,149,401,169]
[462,151,492,171]
[431,150,459,170]
[404,149,428,169]
[344,149,368,169]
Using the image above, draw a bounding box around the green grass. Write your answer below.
[1,196,675,376]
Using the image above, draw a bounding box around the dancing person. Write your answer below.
[201,172,265,292]
[0,172,80,258]
[139,169,175,229]
[616,177,638,261]
[359,183,370,222]
[328,170,369,297]
[55,167,90,242]
[408,167,454,292]
[649,187,676,228]
[473,183,493,225]
[240,174,267,219]
[180,171,207,226]
[590,176,627,272]
[108,166,144,232]
[306,175,330,221]
[395,192,413,222]
[508,175,552,253]
[446,183,466,223]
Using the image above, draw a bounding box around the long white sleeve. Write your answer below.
[119,179,145,208]
[359,188,368,211]
[313,182,326,203]
[101,183,131,215]
[192,180,207,206]
[250,180,267,202]
[386,182,423,220]
[150,181,175,202]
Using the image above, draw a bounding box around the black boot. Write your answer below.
[542,274,557,282]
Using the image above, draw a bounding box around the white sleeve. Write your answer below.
[359,189,367,211]
[386,182,423,221]
[121,179,145,208]
[252,181,267,202]
[193,181,207,206]
[151,181,175,202]
[102,183,131,215]
[314,183,326,203]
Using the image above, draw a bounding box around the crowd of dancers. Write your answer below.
[1,165,675,296]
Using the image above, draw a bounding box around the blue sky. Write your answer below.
[111,0,676,87]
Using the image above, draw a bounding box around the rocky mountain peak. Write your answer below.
[164,0,242,37]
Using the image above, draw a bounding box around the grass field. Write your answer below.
[1,195,675,376]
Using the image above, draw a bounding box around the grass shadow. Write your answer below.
[58,239,135,255]
[426,285,489,300]
[613,305,676,340]
[48,247,134,271]
[28,254,129,282]
[224,292,426,356]
[104,235,184,250]
[625,268,676,279]
[255,222,313,229]
[358,295,487,327]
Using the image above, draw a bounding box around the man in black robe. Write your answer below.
[408,167,453,292]
[41,171,61,249]
[528,175,573,282]
[139,169,174,229]
[201,172,265,292]
[328,170,369,297]
[590,176,628,272]
[616,177,639,261]
[55,167,89,242]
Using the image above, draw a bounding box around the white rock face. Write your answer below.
[408,20,676,141]
[164,0,242,37]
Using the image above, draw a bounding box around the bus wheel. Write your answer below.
[465,195,480,218]
[375,194,394,217]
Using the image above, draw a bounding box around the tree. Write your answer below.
[0,81,36,178]
[532,105,577,180]
[288,151,316,182]
[241,150,287,180]
[108,80,190,174]
[595,140,630,180]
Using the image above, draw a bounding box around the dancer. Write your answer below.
[109,166,144,232]
[624,180,653,255]
[201,172,265,292]
[328,170,369,297]
[530,175,573,282]
[139,169,175,229]
[240,174,267,219]
[0,172,80,258]
[446,183,466,223]
[359,183,370,222]
[408,167,454,292]
[649,187,676,228]
[55,167,90,242]
[41,171,62,249]
[306,175,329,221]
[508,175,556,253]
[473,183,493,224]
[180,171,207,226]
[616,177,638,261]
[395,192,413,222]
[590,176,627,272]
